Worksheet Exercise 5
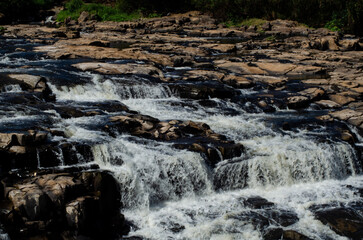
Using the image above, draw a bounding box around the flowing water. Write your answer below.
[1,37,363,240]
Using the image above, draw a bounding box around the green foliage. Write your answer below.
[192,0,363,36]
[0,26,5,34]
[241,18,266,27]
[57,0,142,22]
[65,0,84,12]
[324,13,345,32]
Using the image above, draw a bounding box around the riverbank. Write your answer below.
[0,11,362,239]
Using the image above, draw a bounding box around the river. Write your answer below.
[0,34,362,240]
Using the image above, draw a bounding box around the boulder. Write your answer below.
[320,36,339,51]
[243,196,274,209]
[287,96,310,109]
[7,74,48,92]
[1,171,126,239]
[315,100,341,109]
[299,88,325,100]
[313,207,363,239]
[329,94,355,105]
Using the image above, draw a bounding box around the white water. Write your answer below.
[123,176,363,240]
[14,63,362,239]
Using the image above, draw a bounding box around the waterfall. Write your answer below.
[92,137,213,208]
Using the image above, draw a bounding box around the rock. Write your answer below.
[320,36,339,51]
[222,75,253,88]
[216,61,267,75]
[313,207,363,239]
[339,39,361,51]
[72,62,164,79]
[171,82,240,99]
[1,171,126,239]
[299,87,325,100]
[287,96,310,109]
[329,94,355,105]
[263,228,284,240]
[78,11,91,24]
[283,230,312,240]
[330,109,363,121]
[7,74,46,90]
[315,100,341,109]
[243,196,274,209]
[184,70,224,82]
[0,131,48,149]
[8,184,52,220]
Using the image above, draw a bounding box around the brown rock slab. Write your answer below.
[330,109,363,121]
[72,62,164,79]
[329,94,355,105]
[315,100,341,108]
[216,61,267,75]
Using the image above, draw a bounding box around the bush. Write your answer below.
[57,0,142,22]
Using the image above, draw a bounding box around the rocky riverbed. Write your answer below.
[0,11,363,239]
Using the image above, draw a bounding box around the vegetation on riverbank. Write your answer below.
[116,0,363,35]
[0,0,362,36]
[56,0,143,22]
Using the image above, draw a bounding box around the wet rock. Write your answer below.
[283,230,312,240]
[107,114,244,163]
[313,207,363,239]
[170,83,240,99]
[243,196,274,209]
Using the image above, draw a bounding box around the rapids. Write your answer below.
[0,36,362,240]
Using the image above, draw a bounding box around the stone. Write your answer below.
[7,74,47,91]
[287,96,310,109]
[320,36,339,51]
[243,196,274,209]
[299,88,325,100]
[222,75,253,88]
[314,207,363,239]
[329,94,355,105]
[330,109,362,121]
[78,11,91,24]
[72,62,164,79]
[216,61,267,75]
[8,184,52,220]
[283,230,312,240]
[315,100,341,109]
[2,171,126,239]
[339,39,361,51]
